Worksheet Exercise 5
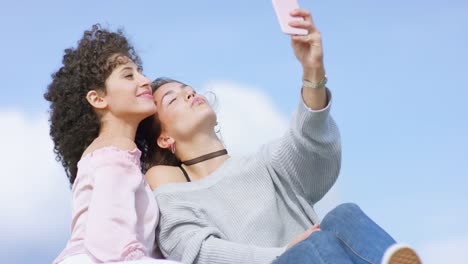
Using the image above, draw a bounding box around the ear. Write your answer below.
[86,90,108,110]
[157,134,175,150]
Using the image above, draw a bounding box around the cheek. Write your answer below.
[160,107,189,132]
[109,93,135,109]
[107,84,134,101]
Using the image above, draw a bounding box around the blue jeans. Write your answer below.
[273,203,396,264]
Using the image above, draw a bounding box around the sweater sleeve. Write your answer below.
[156,197,286,264]
[84,148,148,262]
[266,89,341,205]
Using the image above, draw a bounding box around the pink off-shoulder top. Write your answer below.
[54,146,158,263]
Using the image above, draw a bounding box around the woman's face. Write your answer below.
[153,81,216,140]
[103,57,156,121]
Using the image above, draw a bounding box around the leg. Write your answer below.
[320,203,397,264]
[273,231,354,264]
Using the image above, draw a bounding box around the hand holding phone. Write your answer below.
[272,0,308,35]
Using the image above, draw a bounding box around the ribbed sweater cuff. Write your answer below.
[299,87,332,115]
[197,244,286,264]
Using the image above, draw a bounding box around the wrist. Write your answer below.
[302,66,325,84]
[302,75,327,89]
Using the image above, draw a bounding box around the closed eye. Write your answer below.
[169,97,177,105]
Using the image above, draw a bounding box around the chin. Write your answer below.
[199,106,216,120]
[188,107,216,130]
[143,102,157,113]
[135,105,157,119]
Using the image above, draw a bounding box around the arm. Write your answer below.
[290,8,327,110]
[267,9,341,204]
[156,195,286,264]
[83,146,148,262]
[267,93,341,205]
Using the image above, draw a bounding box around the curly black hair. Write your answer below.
[44,24,142,186]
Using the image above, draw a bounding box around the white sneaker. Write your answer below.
[381,244,422,264]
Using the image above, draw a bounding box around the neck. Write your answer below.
[176,131,228,180]
[98,115,139,141]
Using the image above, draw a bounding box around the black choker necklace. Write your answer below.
[181,149,228,166]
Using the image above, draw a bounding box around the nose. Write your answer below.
[185,89,195,101]
[141,76,151,88]
[138,72,151,88]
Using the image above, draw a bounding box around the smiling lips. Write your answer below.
[137,90,153,99]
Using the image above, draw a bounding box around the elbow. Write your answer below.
[84,236,147,262]
[121,243,147,261]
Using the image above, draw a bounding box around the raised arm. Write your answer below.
[266,92,341,205]
[266,9,341,204]
[290,8,327,110]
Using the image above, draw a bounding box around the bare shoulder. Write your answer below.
[83,137,137,157]
[145,165,186,190]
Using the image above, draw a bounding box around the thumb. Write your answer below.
[304,225,320,237]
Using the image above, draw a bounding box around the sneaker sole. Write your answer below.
[385,246,422,264]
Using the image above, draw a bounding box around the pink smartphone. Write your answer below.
[272,0,307,35]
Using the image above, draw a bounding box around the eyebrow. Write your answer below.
[159,83,189,105]
[119,66,135,72]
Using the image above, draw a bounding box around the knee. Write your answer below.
[333,203,361,216]
[303,230,340,247]
[321,203,363,228]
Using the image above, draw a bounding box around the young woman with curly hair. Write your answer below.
[44,25,179,264]
[138,9,421,264]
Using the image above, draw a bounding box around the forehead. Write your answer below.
[154,82,188,96]
[113,60,137,70]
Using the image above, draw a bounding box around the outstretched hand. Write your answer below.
[289,9,324,71]
[288,8,327,110]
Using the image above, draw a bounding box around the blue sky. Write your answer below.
[1,0,467,263]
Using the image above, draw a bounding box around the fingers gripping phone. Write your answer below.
[272,0,307,35]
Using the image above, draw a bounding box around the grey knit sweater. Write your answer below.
[153,91,341,264]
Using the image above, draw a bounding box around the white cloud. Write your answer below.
[202,80,289,156]
[0,110,71,243]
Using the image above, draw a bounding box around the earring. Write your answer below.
[170,143,176,154]
[214,121,221,134]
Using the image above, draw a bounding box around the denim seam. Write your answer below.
[307,237,331,264]
[335,232,375,264]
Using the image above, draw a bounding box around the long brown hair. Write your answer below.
[136,78,183,173]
